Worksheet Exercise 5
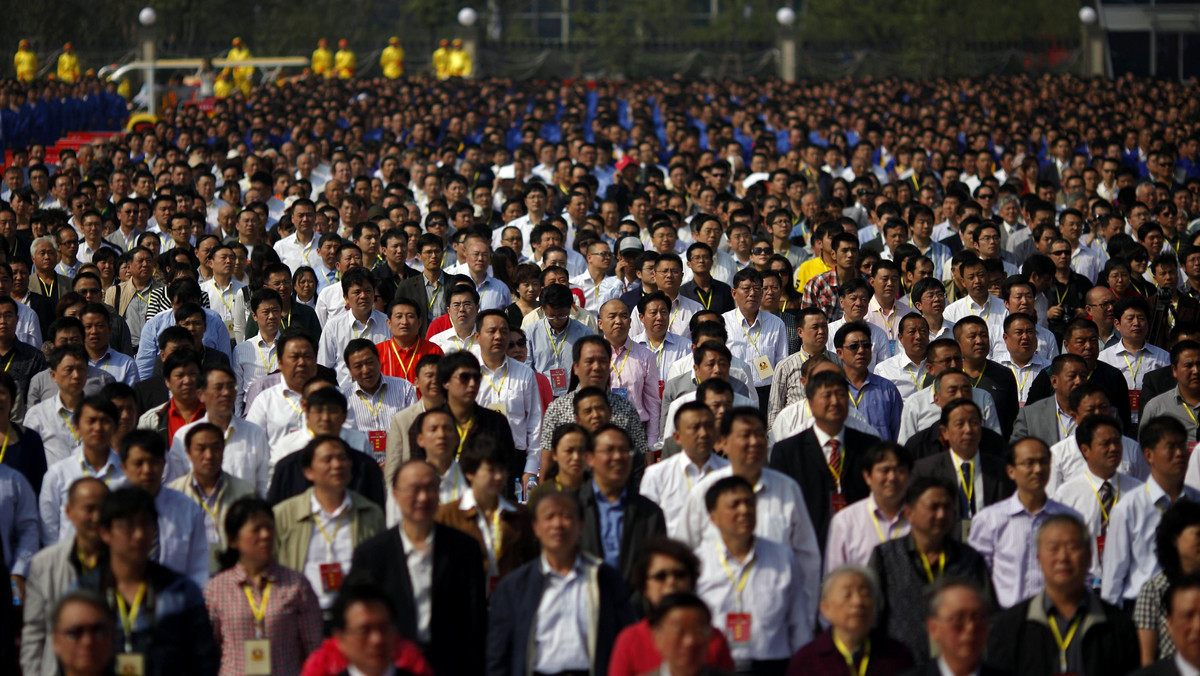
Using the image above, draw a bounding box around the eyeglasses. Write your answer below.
[509,339,528,348]
[58,623,112,642]
[59,239,80,246]
[455,372,482,384]
[977,193,995,199]
[1087,301,1115,308]
[588,251,613,259]
[751,247,773,255]
[648,568,692,583]
[843,342,873,352]
[1050,250,1071,257]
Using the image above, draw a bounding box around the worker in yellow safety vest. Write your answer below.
[311,38,333,78]
[432,39,451,80]
[214,69,234,98]
[57,43,80,83]
[334,40,356,79]
[380,37,405,79]
[14,40,37,83]
[227,37,253,95]
[447,38,472,78]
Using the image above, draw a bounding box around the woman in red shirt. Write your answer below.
[607,537,735,676]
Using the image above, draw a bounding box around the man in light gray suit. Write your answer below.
[1012,354,1089,446]
[20,477,109,676]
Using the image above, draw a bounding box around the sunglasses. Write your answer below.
[751,247,773,255]
[648,568,691,583]
[843,342,873,352]
[456,372,482,384]
[510,339,528,348]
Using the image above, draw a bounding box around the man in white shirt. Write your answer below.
[460,232,511,311]
[640,402,729,535]
[169,364,270,495]
[631,253,702,340]
[1102,416,1200,608]
[723,269,788,400]
[199,243,249,342]
[991,277,1059,363]
[679,407,821,620]
[231,288,282,405]
[37,396,125,544]
[875,313,931,400]
[997,313,1051,405]
[864,259,909,356]
[342,339,417,467]
[273,198,323,272]
[317,267,390,388]
[826,279,892,370]
[897,341,1003,443]
[1053,413,1143,586]
[1098,297,1170,426]
[571,239,622,314]
[474,310,542,480]
[1047,383,1149,493]
[314,243,365,327]
[79,304,137,386]
[944,256,1006,335]
[431,285,480,354]
[117,429,210,587]
[245,332,318,446]
[269,383,370,482]
[25,344,89,467]
[694,474,814,670]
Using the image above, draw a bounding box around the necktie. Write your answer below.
[961,462,975,516]
[1099,481,1115,534]
[828,439,841,477]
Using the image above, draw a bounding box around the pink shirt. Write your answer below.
[608,338,662,446]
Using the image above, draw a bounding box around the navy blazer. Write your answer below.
[486,553,635,676]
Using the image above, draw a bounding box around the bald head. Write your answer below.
[598,298,633,344]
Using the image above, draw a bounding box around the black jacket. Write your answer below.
[574,483,666,584]
[1027,359,1132,434]
[396,273,443,332]
[486,553,635,676]
[350,524,486,676]
[680,279,735,315]
[910,451,1014,518]
[987,591,1139,676]
[969,360,1020,439]
[267,448,386,509]
[770,426,877,550]
[904,423,1007,462]
[1142,364,1176,410]
[1132,659,1191,676]
[900,663,1010,676]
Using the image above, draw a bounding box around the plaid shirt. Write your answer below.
[802,269,863,322]
[537,390,649,456]
[1134,571,1174,660]
[203,562,324,676]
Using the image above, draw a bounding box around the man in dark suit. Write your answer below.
[576,423,666,584]
[770,369,877,550]
[1026,318,1132,433]
[910,399,1013,539]
[1132,576,1200,676]
[374,229,419,304]
[1012,354,1089,446]
[349,459,486,676]
[899,578,1008,676]
[1142,324,1200,405]
[395,233,449,333]
[488,490,635,676]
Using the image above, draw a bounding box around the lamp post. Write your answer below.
[458,7,478,79]
[139,7,158,117]
[777,7,796,83]
[1078,6,1105,78]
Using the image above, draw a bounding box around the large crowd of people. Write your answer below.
[0,69,1198,676]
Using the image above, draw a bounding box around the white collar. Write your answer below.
[309,490,351,519]
[459,489,516,514]
[812,424,845,451]
[949,448,978,468]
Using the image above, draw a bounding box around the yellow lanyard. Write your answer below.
[352,317,374,340]
[1009,363,1032,395]
[390,339,421,379]
[483,362,508,397]
[427,284,441,312]
[451,332,476,352]
[849,383,866,408]
[1122,351,1145,385]
[283,391,304,417]
[255,340,276,373]
[95,353,112,372]
[61,410,81,442]
[2,351,14,372]
[77,549,96,574]
[870,507,904,544]
[918,548,945,583]
[447,467,462,501]
[38,276,54,297]
[80,457,112,484]
[879,306,897,336]
[0,427,10,465]
[115,583,147,648]
[717,545,754,606]
[281,312,292,329]
[545,322,567,358]
[955,458,975,508]
[314,508,346,550]
[970,298,990,321]
[456,419,473,457]
[488,508,503,565]
[1056,406,1076,438]
[356,384,385,423]
[611,345,632,380]
[1183,400,1200,428]
[906,364,924,390]
[196,482,224,529]
[1086,474,1120,525]
[696,287,713,310]
[1048,614,1081,673]
[833,635,870,676]
[243,581,272,630]
[216,284,236,318]
[741,317,764,356]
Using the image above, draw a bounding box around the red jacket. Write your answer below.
[300,636,434,676]
[607,618,734,676]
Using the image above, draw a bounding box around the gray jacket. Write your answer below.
[20,539,80,676]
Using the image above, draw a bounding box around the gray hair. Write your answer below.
[926,577,986,619]
[1036,513,1092,558]
[996,194,1021,211]
[30,235,57,257]
[820,565,882,620]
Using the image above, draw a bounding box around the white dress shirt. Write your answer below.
[305,492,356,610]
[1054,469,1142,584]
[824,495,910,572]
[23,395,82,467]
[533,555,592,672]
[635,332,692,382]
[318,310,391,388]
[199,278,249,339]
[471,275,513,312]
[168,415,271,495]
[89,349,138,386]
[1098,342,1170,424]
[826,318,890,371]
[273,231,324,273]
[476,357,542,461]
[314,282,349,327]
[767,399,880,447]
[988,324,1061,364]
[944,294,1006,335]
[722,309,789,388]
[864,297,910,351]
[570,272,623,314]
[430,327,478,355]
[896,387,1002,444]
[632,294,703,340]
[245,382,307,447]
[679,467,821,619]
[967,494,1084,607]
[13,298,43,349]
[694,536,814,664]
[997,354,1052,404]
[1048,433,1148,495]
[874,352,928,400]
[232,333,278,402]
[1102,477,1200,604]
[639,451,729,536]
[666,354,757,406]
[38,449,125,544]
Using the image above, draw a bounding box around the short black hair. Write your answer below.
[299,434,350,469]
[118,429,167,462]
[100,486,158,529]
[74,394,119,427]
[863,442,913,473]
[1141,416,1187,451]
[704,475,754,512]
[436,350,480,387]
[459,434,511,478]
[330,583,396,633]
[905,475,955,507]
[648,592,712,628]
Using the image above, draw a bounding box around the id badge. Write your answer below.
[116,654,145,676]
[244,639,272,675]
[319,562,344,593]
[726,612,752,643]
[1129,389,1141,412]
[224,319,234,334]
[611,387,629,399]
[888,339,898,356]
[1097,535,1106,557]
[550,368,567,390]
[831,492,847,513]
[753,355,774,380]
[961,518,972,541]
[368,430,386,454]
[658,380,665,398]
[488,401,507,416]
[1190,441,1197,457]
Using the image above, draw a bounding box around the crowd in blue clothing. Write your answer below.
[0,82,128,151]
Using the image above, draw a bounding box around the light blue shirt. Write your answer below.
[527,317,593,396]
[0,465,40,577]
[592,480,626,569]
[135,307,233,380]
